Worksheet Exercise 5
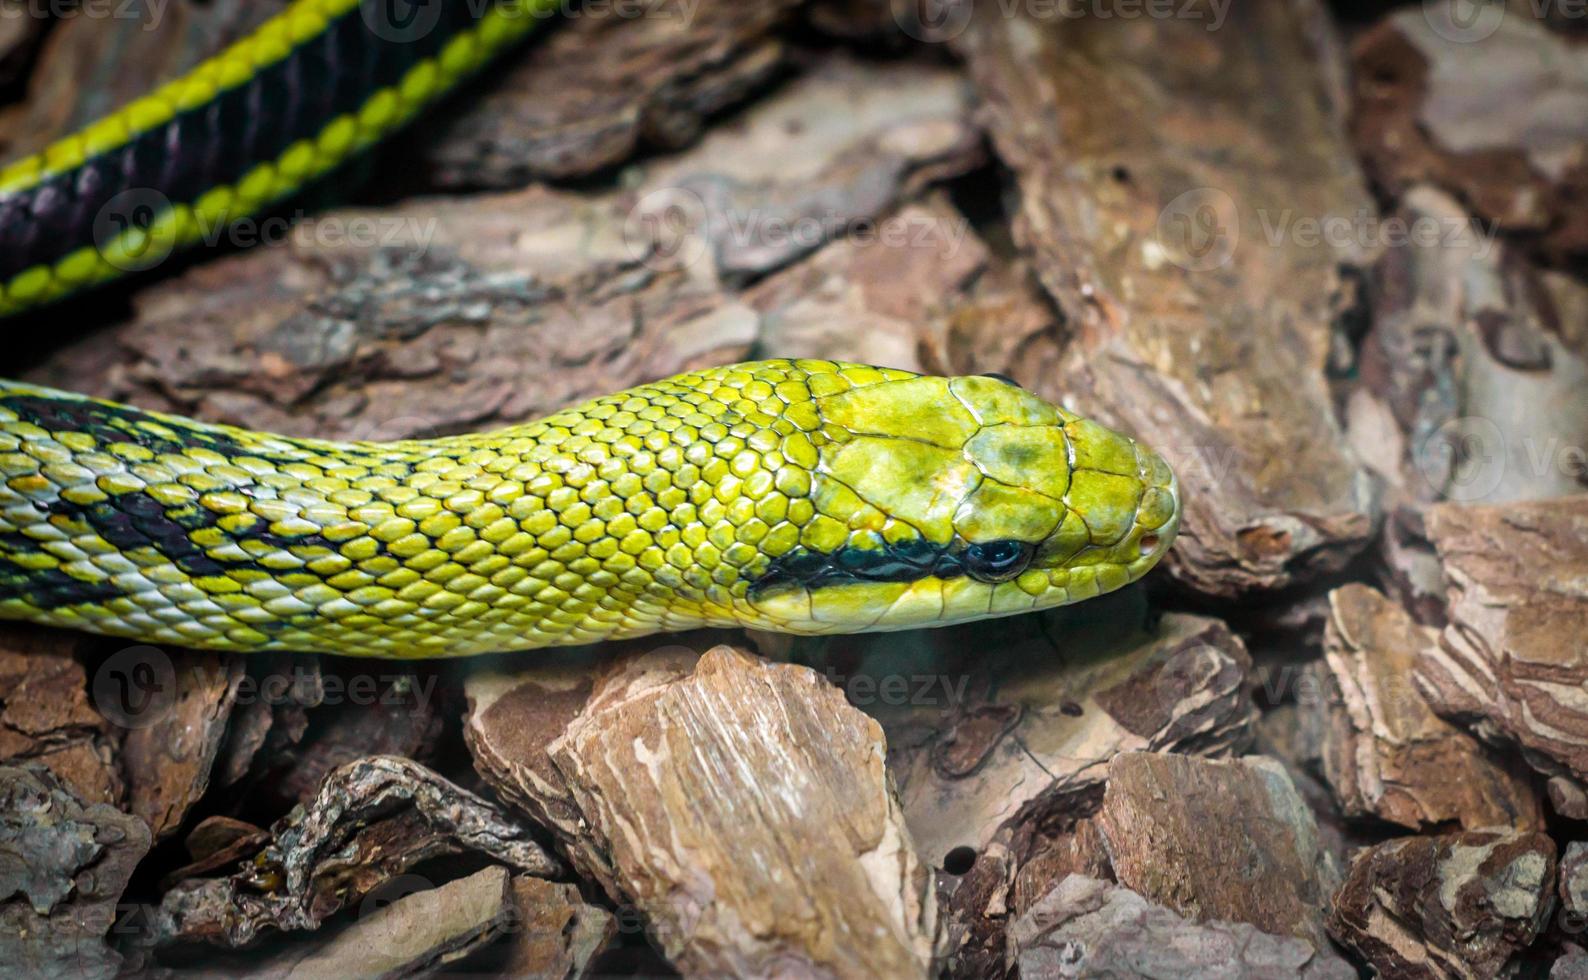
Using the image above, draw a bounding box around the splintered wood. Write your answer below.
[467,644,938,976]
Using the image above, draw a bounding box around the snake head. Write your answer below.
[744,365,1180,633]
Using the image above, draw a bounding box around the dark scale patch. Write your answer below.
[0,531,123,608]
[2,393,262,459]
[40,491,339,586]
[750,538,967,596]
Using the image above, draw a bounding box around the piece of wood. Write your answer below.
[418,0,803,185]
[466,641,939,977]
[1010,876,1355,980]
[1328,829,1557,980]
[155,756,559,949]
[857,606,1256,867]
[0,763,152,980]
[1352,7,1588,262]
[952,0,1380,599]
[0,627,122,806]
[120,649,244,840]
[1415,497,1588,792]
[1093,752,1339,949]
[1308,583,1541,830]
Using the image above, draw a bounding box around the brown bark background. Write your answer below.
[1,1,1586,977]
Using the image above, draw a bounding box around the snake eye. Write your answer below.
[962,540,1034,583]
[980,372,1022,389]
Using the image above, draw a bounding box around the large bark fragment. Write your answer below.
[1308,583,1540,830]
[1414,497,1588,788]
[1345,185,1588,512]
[954,0,1379,598]
[1327,829,1557,980]
[0,763,152,980]
[747,198,983,372]
[803,601,1256,867]
[1093,752,1338,948]
[465,642,939,977]
[154,756,559,949]
[419,0,804,185]
[1009,876,1355,980]
[1352,8,1588,261]
[635,53,981,282]
[0,627,121,805]
[119,649,245,841]
[236,865,520,980]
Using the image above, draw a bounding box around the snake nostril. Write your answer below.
[1139,534,1160,558]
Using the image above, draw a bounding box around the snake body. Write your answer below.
[0,362,1179,657]
[0,0,558,316]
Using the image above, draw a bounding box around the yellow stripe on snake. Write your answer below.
[0,361,1179,657]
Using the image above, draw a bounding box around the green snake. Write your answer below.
[0,5,1181,658]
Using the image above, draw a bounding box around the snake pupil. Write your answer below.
[962,540,1034,583]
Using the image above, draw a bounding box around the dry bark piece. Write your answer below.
[159,816,270,892]
[473,875,618,979]
[1564,842,1588,935]
[0,627,122,805]
[1307,583,1541,830]
[1351,8,1588,260]
[747,198,985,372]
[119,649,244,841]
[1010,876,1356,980]
[1327,828,1557,980]
[1345,185,1588,510]
[954,0,1380,598]
[1414,497,1588,787]
[808,597,1256,867]
[419,0,802,185]
[466,642,938,977]
[636,52,981,282]
[238,865,519,980]
[154,756,559,948]
[1094,752,1338,948]
[0,763,153,980]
